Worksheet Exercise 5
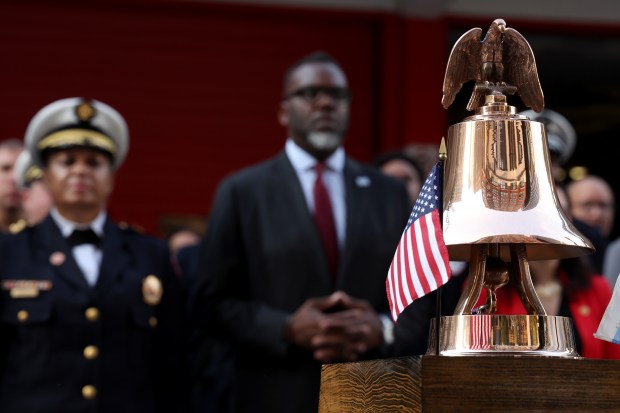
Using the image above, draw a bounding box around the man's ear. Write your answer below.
[278,102,289,127]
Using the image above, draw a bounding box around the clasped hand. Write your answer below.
[285,291,383,363]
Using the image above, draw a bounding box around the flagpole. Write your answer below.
[435,137,448,356]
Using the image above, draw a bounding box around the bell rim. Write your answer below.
[426,314,580,358]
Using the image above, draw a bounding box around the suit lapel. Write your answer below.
[35,216,93,294]
[339,159,371,286]
[273,153,332,286]
[274,153,314,225]
[96,218,129,296]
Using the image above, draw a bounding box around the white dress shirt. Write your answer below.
[50,208,106,287]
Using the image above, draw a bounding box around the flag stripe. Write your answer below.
[387,256,398,320]
[422,213,441,291]
[412,217,432,295]
[389,234,408,318]
[425,210,450,286]
[394,242,408,316]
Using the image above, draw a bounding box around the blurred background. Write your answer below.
[1,0,619,238]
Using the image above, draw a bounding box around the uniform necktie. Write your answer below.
[313,162,339,279]
[68,228,102,248]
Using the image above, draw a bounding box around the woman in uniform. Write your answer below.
[0,97,187,413]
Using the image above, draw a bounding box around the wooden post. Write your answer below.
[319,355,620,412]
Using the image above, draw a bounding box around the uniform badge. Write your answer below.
[142,275,163,306]
[8,219,27,234]
[50,252,66,266]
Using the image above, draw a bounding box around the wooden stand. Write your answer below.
[319,355,620,412]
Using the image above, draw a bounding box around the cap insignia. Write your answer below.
[75,102,97,122]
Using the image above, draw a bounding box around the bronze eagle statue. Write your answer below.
[441,19,544,112]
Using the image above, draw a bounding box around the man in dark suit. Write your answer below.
[189,51,416,413]
[0,98,187,413]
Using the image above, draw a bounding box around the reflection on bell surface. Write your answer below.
[442,94,593,263]
[427,315,579,357]
[432,18,594,357]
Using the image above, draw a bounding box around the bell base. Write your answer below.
[426,315,580,358]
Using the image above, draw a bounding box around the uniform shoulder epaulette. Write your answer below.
[118,221,145,234]
[8,219,28,234]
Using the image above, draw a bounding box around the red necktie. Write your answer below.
[313,163,339,279]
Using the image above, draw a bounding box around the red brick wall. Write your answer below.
[0,0,448,235]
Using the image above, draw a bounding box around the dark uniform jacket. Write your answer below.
[177,244,235,413]
[190,152,415,413]
[0,215,187,413]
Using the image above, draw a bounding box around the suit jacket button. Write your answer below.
[83,345,99,360]
[85,307,100,322]
[149,316,158,328]
[17,310,28,322]
[82,385,97,400]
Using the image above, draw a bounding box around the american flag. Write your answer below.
[386,162,451,322]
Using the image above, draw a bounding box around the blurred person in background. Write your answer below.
[10,149,52,230]
[374,150,424,204]
[168,227,202,256]
[567,175,614,274]
[402,143,437,176]
[166,226,202,278]
[189,51,418,413]
[0,138,24,233]
[567,175,615,239]
[0,97,188,413]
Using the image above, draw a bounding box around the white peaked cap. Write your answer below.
[24,97,129,169]
[13,150,42,189]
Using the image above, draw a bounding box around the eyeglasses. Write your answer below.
[285,86,351,102]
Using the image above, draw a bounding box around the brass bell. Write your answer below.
[428,18,594,357]
[442,95,593,264]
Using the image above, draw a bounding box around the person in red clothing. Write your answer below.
[475,256,620,359]
[474,186,620,359]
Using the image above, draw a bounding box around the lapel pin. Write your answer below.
[355,176,371,187]
[50,252,66,266]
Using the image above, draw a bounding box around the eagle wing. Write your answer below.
[441,27,483,109]
[503,28,545,112]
